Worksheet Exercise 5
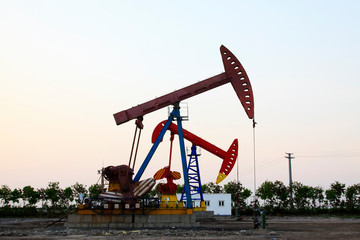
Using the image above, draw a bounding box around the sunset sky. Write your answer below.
[1,1,359,193]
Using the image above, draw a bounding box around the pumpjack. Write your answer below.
[151,120,238,210]
[77,45,254,216]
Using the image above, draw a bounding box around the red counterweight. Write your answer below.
[153,166,181,195]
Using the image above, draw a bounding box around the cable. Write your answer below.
[252,118,259,228]
[253,121,257,195]
[252,119,257,198]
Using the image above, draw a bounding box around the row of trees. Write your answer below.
[255,181,360,214]
[1,180,359,216]
[0,182,100,217]
[169,180,360,215]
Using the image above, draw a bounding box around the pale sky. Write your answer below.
[1,1,359,192]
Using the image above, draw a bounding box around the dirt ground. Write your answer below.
[1,216,360,239]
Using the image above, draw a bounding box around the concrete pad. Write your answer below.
[66,213,200,228]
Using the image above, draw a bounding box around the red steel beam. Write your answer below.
[152,120,238,184]
[151,120,227,159]
[113,45,254,125]
[113,72,230,125]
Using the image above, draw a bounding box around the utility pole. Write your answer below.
[285,153,295,208]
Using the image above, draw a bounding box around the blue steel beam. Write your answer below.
[181,146,204,202]
[174,106,192,209]
[133,116,173,182]
[133,103,192,208]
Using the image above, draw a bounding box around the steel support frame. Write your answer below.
[133,103,192,209]
[180,145,204,202]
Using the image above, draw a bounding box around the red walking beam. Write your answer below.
[152,120,238,184]
[113,45,254,125]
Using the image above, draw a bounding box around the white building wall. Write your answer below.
[177,193,231,216]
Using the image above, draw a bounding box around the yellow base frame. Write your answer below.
[77,194,207,215]
[77,208,193,215]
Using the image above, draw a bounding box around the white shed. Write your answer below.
[177,193,232,216]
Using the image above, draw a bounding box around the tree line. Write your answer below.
[255,180,360,215]
[0,182,100,217]
[1,180,359,217]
